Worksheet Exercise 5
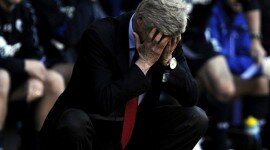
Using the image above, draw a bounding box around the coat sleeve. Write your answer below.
[162,45,199,107]
[69,28,151,115]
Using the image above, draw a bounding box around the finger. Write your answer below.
[174,37,178,44]
[171,38,176,46]
[153,32,163,44]
[147,28,157,41]
[177,35,181,43]
[154,37,170,55]
[133,32,141,49]
[166,39,172,50]
[171,38,178,51]
[163,40,172,55]
[158,37,171,50]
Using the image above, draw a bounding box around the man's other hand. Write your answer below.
[160,36,181,66]
[133,28,170,74]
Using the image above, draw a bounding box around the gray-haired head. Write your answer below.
[133,0,189,37]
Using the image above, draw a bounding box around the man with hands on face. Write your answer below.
[40,0,208,150]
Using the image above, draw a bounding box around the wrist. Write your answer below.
[161,55,172,66]
[250,33,262,42]
[135,59,151,75]
[162,57,177,70]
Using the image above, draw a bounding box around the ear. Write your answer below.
[135,17,143,27]
[133,17,143,34]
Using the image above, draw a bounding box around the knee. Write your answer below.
[213,81,236,102]
[199,56,236,102]
[0,69,10,96]
[252,77,269,95]
[189,106,209,136]
[45,70,65,95]
[56,109,94,141]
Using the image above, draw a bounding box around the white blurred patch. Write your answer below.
[2,24,12,32]
[184,0,212,12]
[205,28,221,52]
[192,0,211,5]
[60,6,75,19]
[193,138,203,150]
[16,19,23,32]
[0,36,21,57]
[262,57,270,80]
[51,39,65,51]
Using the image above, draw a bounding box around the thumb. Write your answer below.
[133,32,140,49]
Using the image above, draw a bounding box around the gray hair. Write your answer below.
[134,0,189,36]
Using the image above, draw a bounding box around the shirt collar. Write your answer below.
[129,14,135,49]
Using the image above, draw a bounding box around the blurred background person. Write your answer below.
[258,0,270,149]
[0,0,65,149]
[205,0,269,149]
[29,0,106,84]
[176,0,267,149]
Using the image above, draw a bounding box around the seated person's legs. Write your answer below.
[9,70,64,131]
[35,70,65,130]
[235,77,269,125]
[10,78,44,102]
[0,69,10,149]
[197,55,236,102]
[51,63,74,85]
[190,55,235,150]
[234,76,269,97]
[184,36,235,150]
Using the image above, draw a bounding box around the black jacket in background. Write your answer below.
[51,12,198,120]
[0,2,43,75]
[30,0,106,61]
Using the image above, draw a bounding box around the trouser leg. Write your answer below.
[40,108,95,150]
[127,106,208,150]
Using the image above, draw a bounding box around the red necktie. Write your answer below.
[121,97,138,149]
